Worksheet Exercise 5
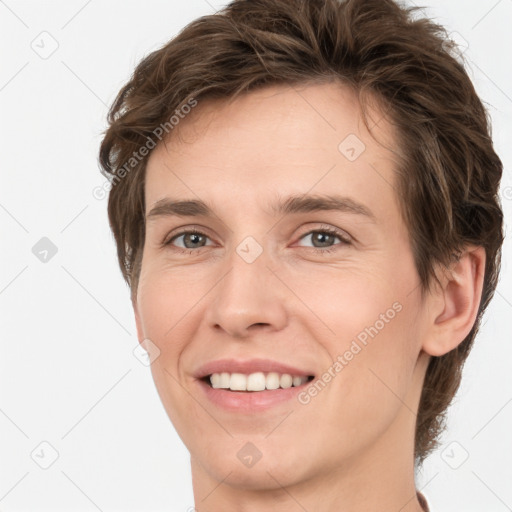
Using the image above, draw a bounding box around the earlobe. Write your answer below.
[422,246,486,357]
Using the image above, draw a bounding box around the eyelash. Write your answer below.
[162,225,351,255]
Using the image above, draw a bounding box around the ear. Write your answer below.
[422,246,486,357]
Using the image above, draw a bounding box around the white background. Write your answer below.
[0,0,511,510]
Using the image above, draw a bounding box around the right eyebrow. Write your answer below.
[146,198,212,219]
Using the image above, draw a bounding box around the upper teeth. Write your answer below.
[209,372,309,391]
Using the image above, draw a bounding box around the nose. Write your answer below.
[205,244,288,339]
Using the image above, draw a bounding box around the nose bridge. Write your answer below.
[206,236,287,336]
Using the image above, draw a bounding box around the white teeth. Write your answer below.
[292,376,303,387]
[229,373,246,391]
[208,372,310,391]
[280,374,293,389]
[266,372,280,390]
[247,372,266,391]
[210,373,221,388]
[219,372,230,388]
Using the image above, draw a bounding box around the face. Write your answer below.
[134,82,431,490]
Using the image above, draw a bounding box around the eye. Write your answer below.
[162,225,351,254]
[296,226,351,251]
[164,228,214,251]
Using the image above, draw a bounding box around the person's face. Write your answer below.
[134,82,431,488]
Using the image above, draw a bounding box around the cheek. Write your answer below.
[296,263,419,429]
[342,300,419,425]
[288,261,404,345]
[136,268,207,432]
[135,269,200,386]
[137,262,207,341]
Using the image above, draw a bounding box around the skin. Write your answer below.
[133,82,485,511]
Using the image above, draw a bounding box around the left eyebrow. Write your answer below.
[269,193,376,222]
[146,194,376,222]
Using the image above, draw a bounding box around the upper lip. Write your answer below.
[194,358,315,379]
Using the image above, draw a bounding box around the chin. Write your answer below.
[193,441,311,491]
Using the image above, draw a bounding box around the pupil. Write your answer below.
[186,233,203,248]
[314,232,333,247]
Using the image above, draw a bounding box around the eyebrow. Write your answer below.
[146,194,376,222]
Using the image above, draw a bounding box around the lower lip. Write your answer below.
[196,378,312,412]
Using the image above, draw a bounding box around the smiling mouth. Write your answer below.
[201,372,315,392]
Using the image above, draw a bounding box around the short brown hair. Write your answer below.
[98,0,504,464]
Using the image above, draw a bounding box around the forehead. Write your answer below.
[144,82,401,221]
